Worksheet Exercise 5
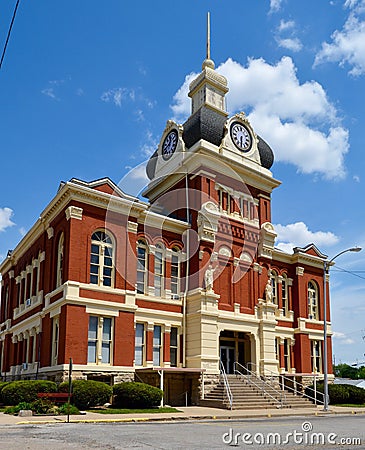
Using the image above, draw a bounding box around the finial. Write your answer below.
[202,12,215,70]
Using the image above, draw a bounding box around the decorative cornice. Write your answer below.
[65,206,83,221]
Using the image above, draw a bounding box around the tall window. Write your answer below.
[282,276,288,315]
[56,233,64,287]
[4,285,9,320]
[90,231,114,287]
[154,244,164,297]
[135,323,145,366]
[284,339,291,372]
[88,316,113,364]
[171,248,180,299]
[52,317,59,366]
[308,281,319,320]
[275,337,280,363]
[311,340,322,373]
[137,240,148,294]
[170,327,178,367]
[153,325,162,366]
[270,270,278,305]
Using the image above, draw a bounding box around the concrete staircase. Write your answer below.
[199,374,314,410]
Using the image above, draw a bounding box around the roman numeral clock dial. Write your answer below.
[230,122,252,152]
[162,130,178,160]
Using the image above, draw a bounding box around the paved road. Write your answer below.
[1,415,364,449]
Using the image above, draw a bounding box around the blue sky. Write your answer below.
[1,0,365,364]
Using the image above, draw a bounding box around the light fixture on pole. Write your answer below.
[323,246,362,412]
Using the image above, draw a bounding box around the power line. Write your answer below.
[0,0,21,70]
[331,265,365,281]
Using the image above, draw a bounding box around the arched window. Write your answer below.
[270,270,278,305]
[90,231,114,287]
[282,274,288,315]
[137,240,148,294]
[154,244,165,297]
[171,247,180,300]
[56,233,64,287]
[308,281,319,320]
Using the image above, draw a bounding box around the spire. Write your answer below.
[202,12,215,70]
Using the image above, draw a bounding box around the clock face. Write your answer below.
[162,130,178,160]
[230,122,252,152]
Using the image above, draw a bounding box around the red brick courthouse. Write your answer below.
[0,48,332,406]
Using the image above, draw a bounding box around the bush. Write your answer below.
[305,382,365,405]
[0,381,11,404]
[4,402,33,415]
[1,380,57,406]
[58,380,112,410]
[30,398,58,415]
[113,382,163,409]
[58,402,80,415]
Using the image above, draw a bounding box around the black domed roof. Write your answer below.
[257,135,274,169]
[182,107,226,149]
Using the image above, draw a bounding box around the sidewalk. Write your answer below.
[1,405,365,426]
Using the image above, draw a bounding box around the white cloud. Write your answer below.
[101,88,125,107]
[353,175,361,182]
[19,227,26,237]
[276,37,303,52]
[278,19,295,32]
[171,57,349,179]
[140,130,158,157]
[314,4,365,76]
[275,20,303,52]
[332,331,355,345]
[41,87,59,101]
[0,207,15,232]
[274,221,339,253]
[269,0,284,14]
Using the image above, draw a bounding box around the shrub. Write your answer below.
[58,403,80,415]
[113,382,163,409]
[30,398,58,415]
[305,382,365,405]
[58,380,112,410]
[0,381,11,404]
[1,380,57,406]
[346,385,365,404]
[4,401,33,415]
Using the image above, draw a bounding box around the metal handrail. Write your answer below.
[234,362,285,408]
[219,360,233,410]
[247,362,324,406]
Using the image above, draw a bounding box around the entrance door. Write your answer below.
[220,346,235,374]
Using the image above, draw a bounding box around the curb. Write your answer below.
[6,407,365,426]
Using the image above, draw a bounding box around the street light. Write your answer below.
[323,246,362,411]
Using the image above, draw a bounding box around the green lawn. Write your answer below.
[87,407,181,414]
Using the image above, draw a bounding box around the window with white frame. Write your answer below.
[90,231,114,287]
[270,270,278,305]
[4,285,9,320]
[282,275,288,315]
[275,337,280,363]
[170,248,180,299]
[136,240,148,294]
[154,244,164,297]
[56,233,64,287]
[87,316,113,364]
[308,281,319,320]
[284,338,291,371]
[311,340,322,373]
[51,317,59,366]
[170,327,178,367]
[153,325,162,366]
[134,323,145,366]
